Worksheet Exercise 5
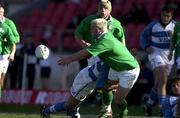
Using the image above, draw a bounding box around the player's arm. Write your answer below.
[74,17,91,48]
[7,28,16,61]
[58,49,91,66]
[116,23,126,46]
[140,21,156,53]
[7,19,20,43]
[9,43,16,61]
[75,35,90,48]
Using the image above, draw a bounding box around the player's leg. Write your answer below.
[144,54,170,116]
[94,62,113,118]
[108,66,140,117]
[41,66,96,117]
[0,55,10,98]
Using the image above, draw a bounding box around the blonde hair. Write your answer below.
[91,18,108,31]
[98,0,112,11]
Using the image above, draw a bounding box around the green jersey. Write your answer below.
[86,32,138,72]
[0,22,16,55]
[3,17,20,43]
[172,22,180,57]
[75,14,125,44]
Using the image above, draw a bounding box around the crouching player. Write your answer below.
[40,18,140,118]
[176,97,180,118]
[162,76,180,118]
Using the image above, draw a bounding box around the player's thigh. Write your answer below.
[148,53,166,69]
[149,53,173,74]
[109,66,140,89]
[71,66,96,101]
[0,55,9,74]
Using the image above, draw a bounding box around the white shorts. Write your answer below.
[108,66,140,89]
[0,55,9,74]
[70,66,96,101]
[176,57,180,69]
[70,61,108,101]
[148,48,174,74]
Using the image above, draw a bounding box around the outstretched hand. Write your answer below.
[58,56,70,66]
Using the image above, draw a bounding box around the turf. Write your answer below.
[0,104,161,117]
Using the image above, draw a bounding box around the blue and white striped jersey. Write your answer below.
[140,20,176,49]
[162,96,178,118]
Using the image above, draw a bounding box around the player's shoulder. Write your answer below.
[111,16,121,24]
[5,17,14,23]
[148,20,158,26]
[145,20,158,29]
[84,14,98,21]
[171,20,176,24]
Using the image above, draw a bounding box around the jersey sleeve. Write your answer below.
[6,26,16,45]
[6,19,20,43]
[162,97,174,118]
[140,21,157,49]
[74,17,89,39]
[114,22,125,42]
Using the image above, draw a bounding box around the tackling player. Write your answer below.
[40,18,140,118]
[74,0,126,117]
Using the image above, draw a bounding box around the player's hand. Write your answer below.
[58,56,70,66]
[103,80,118,93]
[145,47,153,54]
[8,53,15,61]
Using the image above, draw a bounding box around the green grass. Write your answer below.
[0,103,160,116]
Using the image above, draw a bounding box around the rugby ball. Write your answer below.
[35,44,49,59]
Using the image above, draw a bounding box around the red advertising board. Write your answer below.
[0,89,70,105]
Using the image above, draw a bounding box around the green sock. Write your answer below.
[101,91,113,106]
[118,99,128,117]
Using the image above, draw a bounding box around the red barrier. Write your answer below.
[0,89,70,105]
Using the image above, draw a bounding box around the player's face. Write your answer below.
[171,81,180,96]
[91,25,102,38]
[0,7,4,19]
[98,6,111,19]
[161,11,172,25]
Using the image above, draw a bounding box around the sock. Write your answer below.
[44,102,66,114]
[119,99,128,111]
[158,95,166,108]
[71,107,80,115]
[146,87,158,107]
[102,91,113,106]
[118,100,128,116]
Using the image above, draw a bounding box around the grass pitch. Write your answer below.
[0,104,161,118]
[0,113,161,118]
